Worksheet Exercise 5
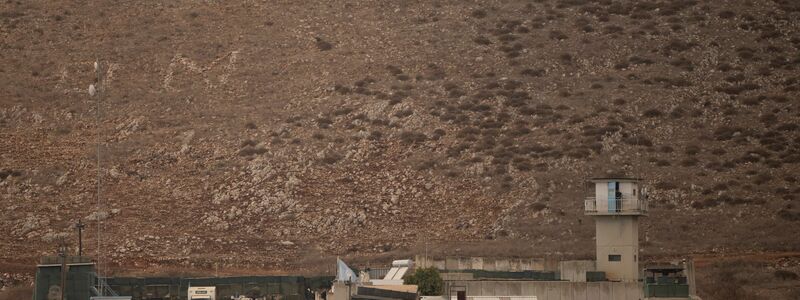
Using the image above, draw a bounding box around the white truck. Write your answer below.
[188,286,216,300]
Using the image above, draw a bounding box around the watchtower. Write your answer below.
[584,178,648,282]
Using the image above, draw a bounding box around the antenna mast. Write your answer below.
[91,60,104,289]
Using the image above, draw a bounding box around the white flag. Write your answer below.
[336,258,359,283]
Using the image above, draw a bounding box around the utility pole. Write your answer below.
[76,220,85,257]
[58,240,68,300]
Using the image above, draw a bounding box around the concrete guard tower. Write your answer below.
[584,177,648,282]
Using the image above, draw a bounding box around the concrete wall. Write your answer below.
[444,280,642,300]
[558,261,595,282]
[415,256,555,272]
[595,217,639,282]
[331,282,357,300]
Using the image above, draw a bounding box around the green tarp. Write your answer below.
[34,264,97,300]
[442,269,559,281]
[644,284,690,298]
[34,262,334,300]
[104,275,334,300]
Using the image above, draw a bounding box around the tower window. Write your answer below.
[609,254,622,262]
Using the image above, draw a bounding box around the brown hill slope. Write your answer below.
[1,0,799,281]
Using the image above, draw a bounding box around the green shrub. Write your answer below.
[778,209,800,221]
[549,30,568,40]
[663,39,697,53]
[471,9,488,18]
[715,83,760,95]
[368,131,382,141]
[774,270,799,280]
[405,267,443,296]
[320,151,343,164]
[315,37,333,51]
[238,146,267,156]
[317,117,333,128]
[399,131,427,144]
[642,108,663,117]
[474,36,492,45]
[394,109,414,118]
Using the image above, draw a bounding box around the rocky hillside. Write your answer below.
[1,0,799,289]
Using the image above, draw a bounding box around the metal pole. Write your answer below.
[76,220,85,257]
[424,241,428,268]
[93,61,104,296]
[59,242,67,300]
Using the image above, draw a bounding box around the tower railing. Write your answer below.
[584,195,647,215]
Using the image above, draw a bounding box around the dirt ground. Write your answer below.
[1,0,799,299]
